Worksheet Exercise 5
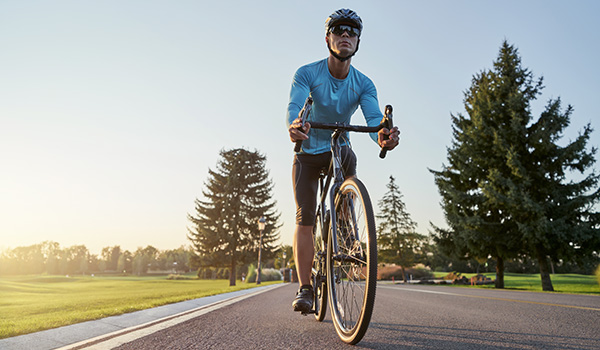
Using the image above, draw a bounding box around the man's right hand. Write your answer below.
[289,117,311,143]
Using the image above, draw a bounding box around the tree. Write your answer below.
[376,175,426,281]
[130,246,159,275]
[158,246,192,272]
[101,246,121,272]
[431,41,599,290]
[431,41,546,288]
[117,250,132,273]
[274,245,293,270]
[188,148,281,286]
[502,96,599,291]
[42,241,61,275]
[63,245,89,275]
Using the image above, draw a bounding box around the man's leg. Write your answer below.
[293,224,314,286]
[292,224,314,312]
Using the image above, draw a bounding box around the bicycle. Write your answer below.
[299,104,394,345]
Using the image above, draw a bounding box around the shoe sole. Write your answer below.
[292,302,312,313]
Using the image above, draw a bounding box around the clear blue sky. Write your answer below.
[1,0,599,255]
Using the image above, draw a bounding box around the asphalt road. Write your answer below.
[109,282,599,350]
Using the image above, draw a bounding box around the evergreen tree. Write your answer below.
[432,41,599,290]
[431,41,532,287]
[188,148,281,286]
[377,175,426,281]
[502,98,599,291]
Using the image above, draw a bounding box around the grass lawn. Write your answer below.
[431,271,600,294]
[0,274,280,339]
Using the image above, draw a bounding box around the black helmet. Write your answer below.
[325,8,363,35]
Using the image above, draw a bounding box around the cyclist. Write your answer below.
[287,8,399,313]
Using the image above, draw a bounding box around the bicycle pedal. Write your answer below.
[301,310,316,316]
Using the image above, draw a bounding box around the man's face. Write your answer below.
[326,24,360,58]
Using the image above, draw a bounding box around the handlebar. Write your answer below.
[308,104,395,159]
[308,121,384,133]
[294,104,395,159]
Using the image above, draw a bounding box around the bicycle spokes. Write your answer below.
[312,210,328,322]
[327,178,377,344]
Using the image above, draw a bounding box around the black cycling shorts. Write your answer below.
[292,147,357,226]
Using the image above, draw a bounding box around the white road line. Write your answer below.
[378,285,458,295]
[56,284,287,350]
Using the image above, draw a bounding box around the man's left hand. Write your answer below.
[378,126,400,150]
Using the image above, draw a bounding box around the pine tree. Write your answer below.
[377,175,425,281]
[431,41,599,290]
[502,99,599,291]
[431,41,534,288]
[187,148,281,286]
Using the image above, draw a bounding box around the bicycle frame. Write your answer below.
[311,122,384,257]
[303,115,392,344]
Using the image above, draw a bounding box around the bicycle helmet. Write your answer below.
[325,9,363,62]
[325,8,363,34]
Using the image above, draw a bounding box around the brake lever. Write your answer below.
[294,97,313,153]
[379,105,394,159]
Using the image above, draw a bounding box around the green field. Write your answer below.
[432,272,600,294]
[0,275,280,339]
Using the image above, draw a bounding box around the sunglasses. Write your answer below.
[329,24,360,37]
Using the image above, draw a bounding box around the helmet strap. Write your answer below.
[327,38,360,62]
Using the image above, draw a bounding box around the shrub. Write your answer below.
[443,271,469,284]
[246,264,282,283]
[377,265,434,280]
[167,274,192,280]
[443,271,461,280]
[197,267,231,280]
[596,264,600,286]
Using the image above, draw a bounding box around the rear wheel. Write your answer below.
[327,177,377,344]
[312,210,328,321]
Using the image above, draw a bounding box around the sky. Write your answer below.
[1,0,599,255]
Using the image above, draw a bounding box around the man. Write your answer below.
[287,9,400,313]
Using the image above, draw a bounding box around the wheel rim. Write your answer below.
[312,212,327,320]
[330,183,370,334]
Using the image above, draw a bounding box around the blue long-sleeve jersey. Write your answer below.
[287,58,384,154]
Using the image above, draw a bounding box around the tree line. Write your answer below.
[0,242,193,276]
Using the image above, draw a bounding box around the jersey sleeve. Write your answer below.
[287,66,312,127]
[359,77,384,143]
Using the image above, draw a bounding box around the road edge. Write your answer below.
[58,283,287,350]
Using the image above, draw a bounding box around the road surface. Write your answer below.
[104,282,600,349]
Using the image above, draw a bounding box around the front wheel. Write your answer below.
[327,177,377,344]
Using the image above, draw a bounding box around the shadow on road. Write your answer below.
[356,322,599,350]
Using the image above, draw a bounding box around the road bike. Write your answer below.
[300,105,394,345]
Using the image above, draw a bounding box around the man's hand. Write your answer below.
[289,117,311,143]
[378,126,400,150]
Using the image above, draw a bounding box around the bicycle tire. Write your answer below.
[312,210,328,321]
[327,177,377,344]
